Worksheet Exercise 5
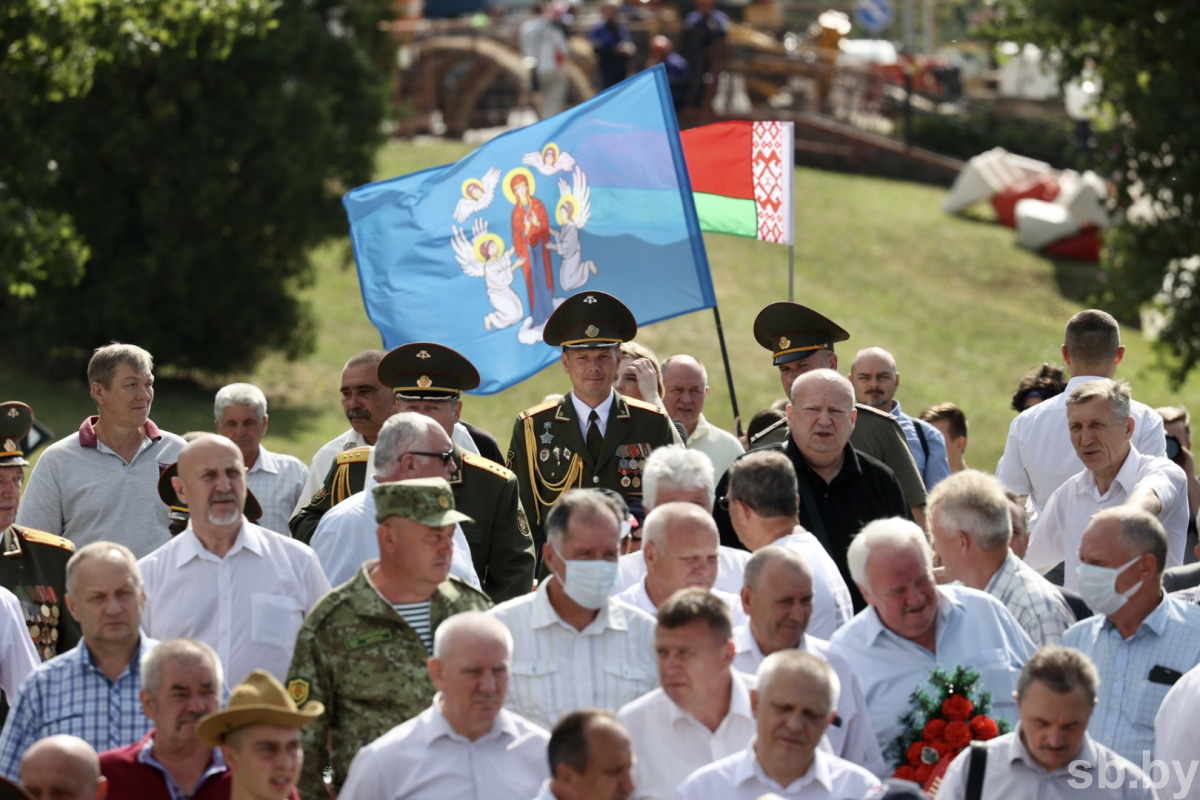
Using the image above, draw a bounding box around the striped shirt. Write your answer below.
[0,636,158,779]
[392,601,433,651]
[986,551,1077,646]
[489,578,659,731]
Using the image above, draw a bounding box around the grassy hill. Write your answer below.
[6,138,1199,475]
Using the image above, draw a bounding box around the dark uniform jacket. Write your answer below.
[507,392,675,540]
[451,451,535,603]
[0,525,79,660]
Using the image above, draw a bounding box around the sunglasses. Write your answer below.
[403,449,455,466]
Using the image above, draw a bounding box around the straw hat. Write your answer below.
[197,670,323,747]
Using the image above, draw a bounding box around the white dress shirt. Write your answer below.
[0,587,38,701]
[489,578,659,731]
[296,428,371,515]
[685,415,744,481]
[245,445,308,535]
[138,521,331,683]
[996,375,1166,515]
[1155,662,1200,800]
[337,696,549,800]
[829,585,1035,753]
[570,390,615,441]
[618,547,749,596]
[673,746,882,800]
[731,628,886,777]
[308,477,480,590]
[1027,446,1188,589]
[936,728,1158,800]
[613,581,748,628]
[619,669,756,800]
[768,532,854,640]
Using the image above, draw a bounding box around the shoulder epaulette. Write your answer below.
[624,397,668,415]
[336,446,371,465]
[444,575,492,602]
[518,400,558,421]
[17,527,75,552]
[462,451,515,480]
[854,403,900,425]
[748,417,787,447]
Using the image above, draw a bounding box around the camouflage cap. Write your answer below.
[373,477,474,526]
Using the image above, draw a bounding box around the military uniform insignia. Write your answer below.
[540,449,550,462]
[344,629,394,651]
[562,447,571,461]
[416,350,431,359]
[417,375,432,388]
[287,677,311,707]
[540,422,554,445]
[2,439,13,453]
[583,295,597,304]
[779,336,791,349]
[437,495,449,509]
[5,408,17,418]
[517,508,532,540]
[585,324,599,337]
[310,487,327,504]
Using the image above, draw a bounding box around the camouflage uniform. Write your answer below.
[286,568,491,799]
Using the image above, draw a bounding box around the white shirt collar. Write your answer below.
[532,576,629,634]
[570,390,615,433]
[423,693,521,746]
[173,520,264,567]
[735,742,834,793]
[666,667,755,727]
[246,445,277,476]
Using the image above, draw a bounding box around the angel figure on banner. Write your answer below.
[550,166,598,291]
[522,142,576,176]
[452,167,502,223]
[451,218,526,331]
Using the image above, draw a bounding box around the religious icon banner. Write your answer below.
[344,65,715,394]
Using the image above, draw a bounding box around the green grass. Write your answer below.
[7,139,1199,474]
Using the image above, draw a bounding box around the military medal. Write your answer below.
[632,477,641,488]
[539,449,550,462]
[553,446,561,466]
[540,422,554,445]
[562,447,571,462]
[621,476,631,487]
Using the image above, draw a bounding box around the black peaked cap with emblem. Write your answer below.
[378,343,481,400]
[753,302,850,366]
[0,402,33,468]
[543,291,637,349]
[158,462,264,523]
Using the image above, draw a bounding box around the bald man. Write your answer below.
[21,735,108,800]
[139,435,329,684]
[661,355,744,480]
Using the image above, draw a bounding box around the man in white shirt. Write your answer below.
[997,309,1166,518]
[338,612,548,800]
[534,709,636,800]
[614,503,746,625]
[1154,661,1200,800]
[937,646,1158,800]
[732,547,885,776]
[927,470,1076,646]
[724,450,852,639]
[619,589,754,800]
[490,489,658,731]
[308,413,480,590]
[830,518,1035,754]
[617,447,749,596]
[139,436,330,685]
[661,355,744,481]
[1028,379,1188,587]
[294,350,398,515]
[213,383,307,536]
[674,650,882,800]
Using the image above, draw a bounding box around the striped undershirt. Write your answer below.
[392,600,433,651]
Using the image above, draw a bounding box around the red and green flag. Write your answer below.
[681,120,794,245]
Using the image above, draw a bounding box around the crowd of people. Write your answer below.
[1,292,1199,800]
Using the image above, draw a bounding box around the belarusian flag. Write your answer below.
[681,120,794,245]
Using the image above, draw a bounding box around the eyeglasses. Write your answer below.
[718,496,733,511]
[402,449,455,466]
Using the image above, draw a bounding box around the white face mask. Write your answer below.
[554,546,620,610]
[1076,555,1144,616]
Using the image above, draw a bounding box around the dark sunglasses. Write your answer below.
[403,449,455,466]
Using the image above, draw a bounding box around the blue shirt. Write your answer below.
[0,636,158,779]
[829,585,1035,756]
[138,734,227,800]
[892,401,951,490]
[1061,593,1200,762]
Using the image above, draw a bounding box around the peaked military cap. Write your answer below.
[543,291,637,349]
[0,402,33,468]
[158,462,264,523]
[374,477,474,526]
[378,343,481,401]
[753,302,850,366]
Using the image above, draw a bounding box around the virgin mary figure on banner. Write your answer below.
[506,168,556,329]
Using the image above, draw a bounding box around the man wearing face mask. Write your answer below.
[1061,506,1200,763]
[489,489,658,731]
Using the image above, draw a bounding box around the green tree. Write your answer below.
[992,1,1200,384]
[1,0,395,373]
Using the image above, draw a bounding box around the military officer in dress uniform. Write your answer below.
[0,402,79,663]
[508,292,676,546]
[731,302,928,525]
[378,343,536,603]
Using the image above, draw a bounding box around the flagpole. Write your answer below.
[788,244,795,302]
[712,305,742,437]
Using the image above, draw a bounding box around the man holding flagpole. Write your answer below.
[508,292,676,545]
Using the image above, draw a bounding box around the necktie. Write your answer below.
[587,410,603,461]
